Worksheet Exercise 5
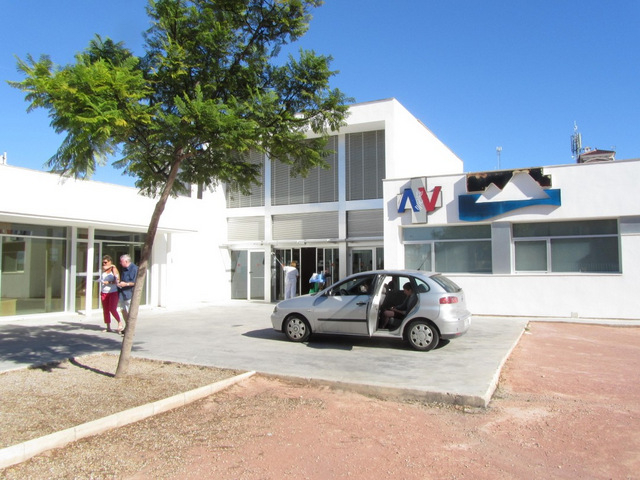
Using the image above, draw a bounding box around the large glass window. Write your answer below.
[405,244,432,271]
[404,225,492,273]
[1,231,67,316]
[1,239,25,272]
[514,241,547,271]
[513,220,620,273]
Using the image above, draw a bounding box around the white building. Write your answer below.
[1,98,638,320]
[384,160,640,320]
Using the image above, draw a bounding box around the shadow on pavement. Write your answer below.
[242,327,453,352]
[0,322,123,368]
[242,328,289,341]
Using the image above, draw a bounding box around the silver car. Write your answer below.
[271,270,471,351]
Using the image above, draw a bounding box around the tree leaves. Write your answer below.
[9,0,349,376]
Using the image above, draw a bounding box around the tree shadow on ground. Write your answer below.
[0,322,125,369]
[69,357,115,377]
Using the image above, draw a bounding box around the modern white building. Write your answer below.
[384,159,640,320]
[1,98,638,320]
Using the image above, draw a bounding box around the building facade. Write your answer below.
[222,99,464,302]
[384,160,640,320]
[1,98,638,320]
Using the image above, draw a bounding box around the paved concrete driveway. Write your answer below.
[0,302,528,407]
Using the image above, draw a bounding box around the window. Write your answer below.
[405,243,432,271]
[513,220,620,273]
[403,225,492,273]
[328,274,376,296]
[346,131,385,200]
[272,136,338,205]
[1,239,25,272]
[1,232,67,316]
[225,150,265,208]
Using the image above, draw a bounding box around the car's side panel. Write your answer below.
[311,294,370,334]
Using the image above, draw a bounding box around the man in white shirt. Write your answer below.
[283,261,299,300]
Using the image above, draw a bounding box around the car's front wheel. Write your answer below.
[284,315,311,342]
[406,320,440,351]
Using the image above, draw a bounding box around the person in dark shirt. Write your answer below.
[117,254,138,334]
[381,282,417,329]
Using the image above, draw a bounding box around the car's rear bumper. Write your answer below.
[439,312,472,339]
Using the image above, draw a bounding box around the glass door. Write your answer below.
[350,247,384,275]
[249,251,265,300]
[230,250,248,299]
[351,249,373,274]
[75,241,100,311]
[75,241,147,311]
[273,248,300,301]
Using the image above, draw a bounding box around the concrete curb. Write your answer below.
[0,370,256,470]
[481,323,528,407]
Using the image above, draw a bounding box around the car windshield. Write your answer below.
[430,274,462,293]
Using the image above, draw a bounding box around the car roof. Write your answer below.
[347,270,439,278]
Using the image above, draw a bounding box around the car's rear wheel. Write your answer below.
[406,320,439,351]
[284,315,311,342]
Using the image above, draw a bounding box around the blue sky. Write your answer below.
[1,0,639,187]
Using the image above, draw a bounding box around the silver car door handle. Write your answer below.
[356,301,367,306]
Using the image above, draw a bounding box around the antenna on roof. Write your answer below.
[496,146,502,169]
[571,122,582,160]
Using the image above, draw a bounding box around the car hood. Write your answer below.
[275,294,319,310]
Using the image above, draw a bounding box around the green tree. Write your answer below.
[10,0,349,376]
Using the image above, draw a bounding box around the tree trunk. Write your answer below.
[115,155,184,377]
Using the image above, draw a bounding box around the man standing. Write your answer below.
[283,260,299,300]
[117,254,138,333]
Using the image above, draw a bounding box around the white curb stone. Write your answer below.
[0,370,256,470]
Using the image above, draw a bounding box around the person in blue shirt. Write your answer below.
[117,254,138,334]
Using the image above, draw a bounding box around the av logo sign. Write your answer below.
[397,178,442,224]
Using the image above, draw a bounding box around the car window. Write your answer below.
[329,275,376,296]
[396,276,412,292]
[414,278,430,293]
[431,274,462,293]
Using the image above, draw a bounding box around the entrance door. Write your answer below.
[249,251,265,300]
[231,251,248,299]
[273,248,300,301]
[351,249,372,274]
[76,241,100,311]
[231,250,266,300]
[76,242,147,311]
[350,248,384,275]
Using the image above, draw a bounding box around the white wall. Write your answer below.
[383,159,640,320]
[0,165,198,232]
[0,164,222,310]
[344,99,464,179]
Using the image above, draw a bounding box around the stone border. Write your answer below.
[0,371,255,470]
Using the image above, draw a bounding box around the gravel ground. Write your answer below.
[0,354,241,449]
[2,322,640,479]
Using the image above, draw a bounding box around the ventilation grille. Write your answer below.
[273,212,339,240]
[347,209,383,238]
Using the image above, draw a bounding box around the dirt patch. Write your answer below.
[0,354,241,448]
[2,322,640,479]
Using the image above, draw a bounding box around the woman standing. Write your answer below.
[100,255,123,333]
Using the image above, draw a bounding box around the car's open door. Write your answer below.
[367,274,386,336]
